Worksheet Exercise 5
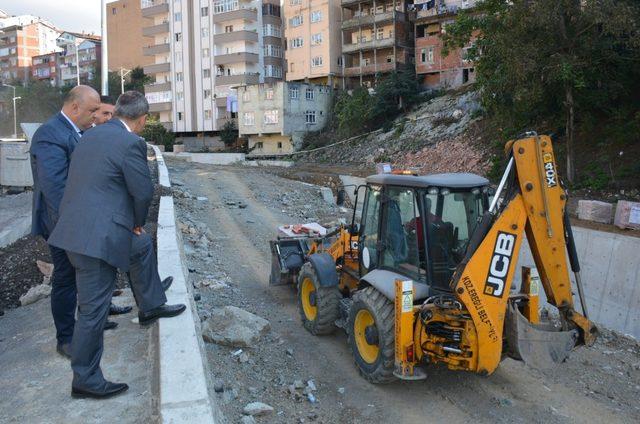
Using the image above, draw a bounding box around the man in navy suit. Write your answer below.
[49,91,185,398]
[29,85,101,358]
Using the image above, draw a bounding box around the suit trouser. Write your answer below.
[48,245,77,345]
[66,233,167,389]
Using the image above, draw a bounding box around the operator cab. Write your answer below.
[358,173,491,295]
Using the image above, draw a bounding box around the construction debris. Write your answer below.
[614,200,640,230]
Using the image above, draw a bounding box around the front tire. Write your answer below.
[297,263,340,335]
[348,287,396,384]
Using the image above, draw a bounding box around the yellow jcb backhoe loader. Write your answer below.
[269,133,598,382]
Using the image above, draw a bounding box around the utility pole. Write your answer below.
[75,40,80,86]
[2,83,18,138]
[120,67,131,95]
[101,0,109,95]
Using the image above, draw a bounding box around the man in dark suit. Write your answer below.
[29,85,103,358]
[48,91,185,399]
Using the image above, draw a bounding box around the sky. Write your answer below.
[0,0,116,35]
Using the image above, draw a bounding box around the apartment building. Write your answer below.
[141,0,172,130]
[107,0,154,70]
[414,0,476,89]
[31,51,62,85]
[141,0,285,145]
[56,32,102,86]
[0,15,60,84]
[238,81,332,155]
[341,0,415,89]
[283,0,342,86]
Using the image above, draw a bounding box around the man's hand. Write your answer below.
[133,226,145,235]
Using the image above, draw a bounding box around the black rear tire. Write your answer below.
[347,287,396,384]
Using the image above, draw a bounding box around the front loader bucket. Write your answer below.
[504,302,578,369]
[269,238,308,286]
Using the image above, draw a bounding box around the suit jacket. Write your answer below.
[29,112,82,238]
[48,119,153,271]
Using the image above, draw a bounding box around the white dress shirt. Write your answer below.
[60,110,83,136]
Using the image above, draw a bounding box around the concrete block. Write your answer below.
[614,200,640,230]
[0,141,33,187]
[577,200,613,224]
[172,144,185,153]
[320,187,335,205]
[189,153,245,165]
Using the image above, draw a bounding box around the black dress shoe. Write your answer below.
[161,276,174,291]
[57,343,72,359]
[139,303,186,326]
[104,321,118,330]
[71,382,129,399]
[109,303,133,315]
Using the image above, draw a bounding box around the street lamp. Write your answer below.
[12,96,21,138]
[120,67,131,95]
[1,83,18,138]
[74,40,81,86]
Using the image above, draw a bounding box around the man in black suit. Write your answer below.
[48,91,185,399]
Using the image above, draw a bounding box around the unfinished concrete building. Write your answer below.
[340,0,415,89]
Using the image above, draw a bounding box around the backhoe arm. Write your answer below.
[451,135,597,375]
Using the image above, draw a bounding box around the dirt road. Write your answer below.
[166,158,640,424]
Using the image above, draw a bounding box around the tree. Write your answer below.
[334,86,375,138]
[444,0,640,183]
[141,116,175,151]
[219,120,238,147]
[372,65,421,128]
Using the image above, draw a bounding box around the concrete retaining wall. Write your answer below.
[515,227,640,339]
[0,192,32,248]
[150,145,219,423]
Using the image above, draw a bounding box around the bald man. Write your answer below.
[30,85,102,359]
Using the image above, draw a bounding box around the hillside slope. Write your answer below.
[299,90,493,177]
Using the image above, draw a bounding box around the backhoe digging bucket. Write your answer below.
[269,238,308,286]
[505,302,578,369]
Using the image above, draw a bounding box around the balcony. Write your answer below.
[341,11,400,29]
[149,102,172,113]
[341,0,363,6]
[342,36,395,54]
[211,8,257,23]
[214,52,258,65]
[143,43,170,56]
[344,61,397,76]
[143,62,170,74]
[215,72,259,86]
[144,81,172,93]
[142,22,169,37]
[214,30,258,44]
[141,1,169,17]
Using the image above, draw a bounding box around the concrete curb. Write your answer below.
[150,145,219,424]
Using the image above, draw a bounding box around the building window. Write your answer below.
[289,15,303,27]
[242,91,250,102]
[112,7,117,15]
[289,0,301,5]
[176,72,183,82]
[264,65,283,78]
[202,27,209,37]
[264,109,279,125]
[204,109,212,119]
[311,56,323,67]
[311,33,322,45]
[177,112,183,121]
[305,88,314,100]
[175,52,182,63]
[214,0,241,14]
[243,112,255,125]
[225,25,233,33]
[289,37,303,49]
[265,89,274,100]
[310,11,322,23]
[203,48,210,57]
[255,141,264,149]
[305,111,316,124]
[427,47,434,64]
[263,24,281,38]
[204,89,211,99]
[277,142,283,149]
[263,44,282,58]
[174,12,182,21]
[201,6,209,17]
[176,92,184,101]
[376,27,384,40]
[289,62,295,72]
[203,68,211,78]
[289,87,299,99]
[175,32,182,42]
